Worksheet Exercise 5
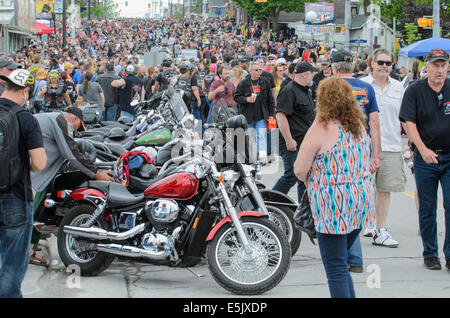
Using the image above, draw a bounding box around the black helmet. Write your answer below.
[226,114,248,130]
[107,127,126,139]
[137,163,158,179]
[162,59,172,68]
[117,116,133,125]
[179,63,188,74]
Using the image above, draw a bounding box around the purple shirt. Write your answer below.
[209,79,235,107]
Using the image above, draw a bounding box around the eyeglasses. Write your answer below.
[253,69,262,72]
[376,60,393,66]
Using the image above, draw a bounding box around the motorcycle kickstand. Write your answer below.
[185,267,205,278]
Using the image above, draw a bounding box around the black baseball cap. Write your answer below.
[330,50,353,63]
[0,56,19,70]
[295,62,319,74]
[425,48,449,63]
[65,106,86,131]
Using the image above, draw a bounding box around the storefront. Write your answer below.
[0,0,35,55]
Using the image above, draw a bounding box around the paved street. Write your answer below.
[22,147,449,298]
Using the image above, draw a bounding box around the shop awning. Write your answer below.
[35,22,54,35]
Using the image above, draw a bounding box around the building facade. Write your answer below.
[0,0,36,55]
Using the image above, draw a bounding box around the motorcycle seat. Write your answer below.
[128,173,164,193]
[87,181,110,194]
[107,182,144,208]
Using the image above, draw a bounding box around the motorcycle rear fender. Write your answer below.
[236,189,298,211]
[205,211,268,242]
[70,188,106,206]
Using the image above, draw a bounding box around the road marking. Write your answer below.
[403,190,444,210]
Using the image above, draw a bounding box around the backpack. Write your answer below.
[0,103,25,191]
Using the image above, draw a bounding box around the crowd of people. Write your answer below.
[0,16,449,299]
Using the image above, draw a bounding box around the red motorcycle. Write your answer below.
[57,120,291,295]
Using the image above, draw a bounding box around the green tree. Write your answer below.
[232,0,311,31]
[404,22,422,44]
[375,0,449,38]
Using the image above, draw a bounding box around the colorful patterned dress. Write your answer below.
[307,121,375,235]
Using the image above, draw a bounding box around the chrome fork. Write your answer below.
[216,177,252,254]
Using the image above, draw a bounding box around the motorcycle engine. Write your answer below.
[146,199,179,224]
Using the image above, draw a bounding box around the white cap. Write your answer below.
[276,58,287,65]
[126,64,135,74]
[0,69,34,88]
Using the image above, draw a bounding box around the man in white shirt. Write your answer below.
[361,48,406,247]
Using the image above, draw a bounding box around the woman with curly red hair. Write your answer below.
[294,76,375,298]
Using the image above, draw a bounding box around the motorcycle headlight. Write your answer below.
[214,170,240,189]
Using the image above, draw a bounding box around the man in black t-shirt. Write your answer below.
[234,62,275,163]
[153,59,177,93]
[273,62,317,202]
[111,65,143,120]
[0,69,47,297]
[399,48,450,271]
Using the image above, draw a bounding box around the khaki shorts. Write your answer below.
[375,151,406,193]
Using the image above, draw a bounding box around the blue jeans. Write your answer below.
[248,119,267,153]
[414,151,450,260]
[205,100,215,124]
[120,110,136,121]
[0,193,33,298]
[317,229,361,298]
[191,100,205,124]
[347,235,363,266]
[103,104,118,121]
[273,149,305,203]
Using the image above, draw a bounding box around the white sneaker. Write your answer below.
[372,228,399,248]
[363,228,375,237]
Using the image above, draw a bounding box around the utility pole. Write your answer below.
[368,1,373,52]
[344,0,351,51]
[63,0,67,48]
[433,0,440,37]
[89,0,91,20]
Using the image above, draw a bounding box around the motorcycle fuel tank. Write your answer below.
[144,173,199,201]
[135,128,172,146]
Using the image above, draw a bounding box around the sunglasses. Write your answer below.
[376,60,392,66]
[438,93,443,108]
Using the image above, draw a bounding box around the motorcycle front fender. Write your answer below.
[205,211,267,242]
[235,189,298,211]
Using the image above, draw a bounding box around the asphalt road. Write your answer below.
[21,146,449,299]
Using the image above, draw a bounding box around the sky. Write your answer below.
[118,0,171,18]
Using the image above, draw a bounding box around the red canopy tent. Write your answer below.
[35,22,54,35]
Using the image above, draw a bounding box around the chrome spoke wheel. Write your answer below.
[65,214,100,264]
[214,221,282,285]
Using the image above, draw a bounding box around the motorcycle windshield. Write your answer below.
[169,91,189,122]
[208,99,232,125]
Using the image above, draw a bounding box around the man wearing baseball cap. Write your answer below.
[273,62,318,202]
[0,56,20,95]
[400,48,450,271]
[30,105,115,262]
[0,69,47,297]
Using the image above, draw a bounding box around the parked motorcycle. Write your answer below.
[57,117,291,294]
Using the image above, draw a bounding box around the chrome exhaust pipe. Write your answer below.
[63,223,145,241]
[34,222,59,235]
[96,243,170,261]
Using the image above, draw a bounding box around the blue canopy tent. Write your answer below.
[399,37,450,57]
